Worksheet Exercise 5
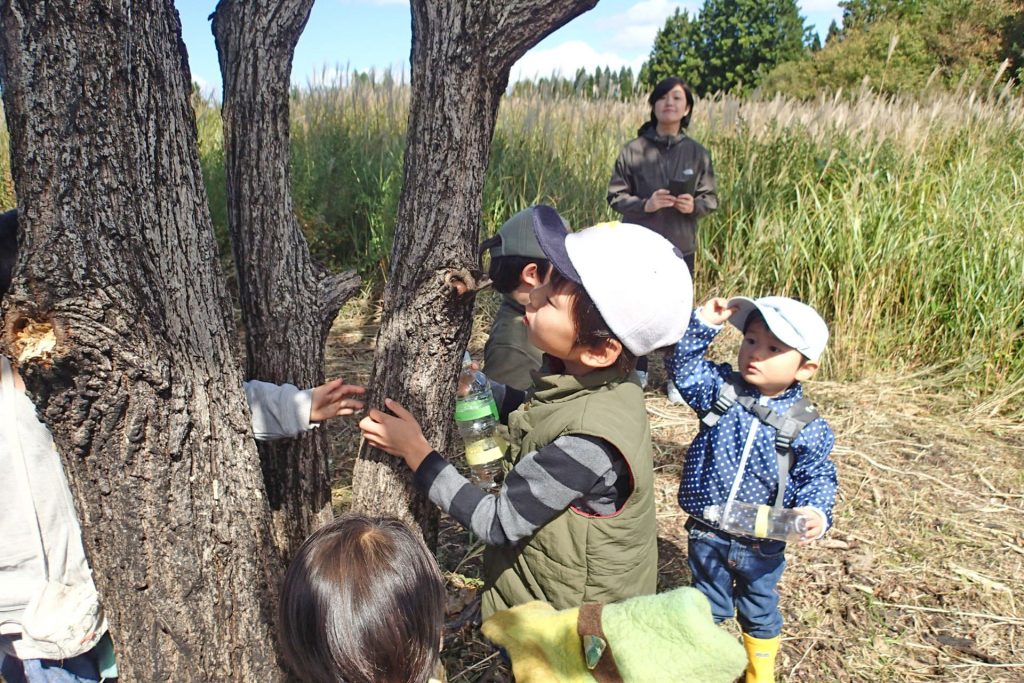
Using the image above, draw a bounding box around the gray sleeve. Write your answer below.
[417,434,620,545]
[243,380,315,441]
[607,147,648,220]
[692,147,718,218]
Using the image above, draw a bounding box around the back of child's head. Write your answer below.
[0,208,18,299]
[488,255,550,294]
[278,514,446,683]
[481,207,566,294]
[532,207,693,359]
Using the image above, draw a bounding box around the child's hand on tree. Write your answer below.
[359,399,433,471]
[310,378,366,421]
[794,507,825,545]
[701,297,735,325]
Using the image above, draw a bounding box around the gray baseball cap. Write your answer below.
[487,207,567,259]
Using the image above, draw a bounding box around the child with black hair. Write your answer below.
[666,296,838,683]
[361,206,693,618]
[478,206,568,391]
[278,514,446,683]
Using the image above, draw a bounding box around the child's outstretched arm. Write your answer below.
[360,399,621,546]
[359,399,435,471]
[665,298,735,413]
[246,378,366,441]
[310,378,366,421]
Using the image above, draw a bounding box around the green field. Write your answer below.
[3,79,1023,413]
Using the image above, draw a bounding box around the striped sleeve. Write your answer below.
[413,434,622,545]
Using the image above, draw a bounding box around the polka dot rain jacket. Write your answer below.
[666,311,838,534]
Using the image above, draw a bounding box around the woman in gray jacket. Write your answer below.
[607,77,718,275]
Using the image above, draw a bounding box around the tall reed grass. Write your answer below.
[2,79,1021,411]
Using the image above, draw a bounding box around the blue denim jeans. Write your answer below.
[0,634,115,683]
[687,518,787,638]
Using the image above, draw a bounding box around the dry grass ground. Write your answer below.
[325,290,1024,683]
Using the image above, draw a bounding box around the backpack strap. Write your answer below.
[699,373,743,429]
[703,372,820,508]
[769,398,819,507]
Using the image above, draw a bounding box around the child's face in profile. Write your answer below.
[737,319,815,397]
[523,279,584,365]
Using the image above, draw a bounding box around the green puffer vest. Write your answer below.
[481,367,658,618]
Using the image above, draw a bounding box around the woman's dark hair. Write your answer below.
[0,209,17,299]
[488,256,551,294]
[278,514,446,683]
[641,77,695,133]
[550,270,636,375]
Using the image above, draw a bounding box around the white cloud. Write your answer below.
[511,40,646,82]
[593,1,700,52]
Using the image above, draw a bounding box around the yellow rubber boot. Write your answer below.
[742,633,780,683]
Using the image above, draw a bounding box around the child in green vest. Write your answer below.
[478,206,566,391]
[360,206,692,616]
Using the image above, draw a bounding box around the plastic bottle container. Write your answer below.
[703,501,808,543]
[454,355,506,491]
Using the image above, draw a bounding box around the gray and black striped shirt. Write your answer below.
[413,433,631,546]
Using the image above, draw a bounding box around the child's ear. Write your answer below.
[579,338,623,369]
[795,360,819,382]
[520,262,543,288]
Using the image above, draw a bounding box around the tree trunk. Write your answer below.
[0,2,282,680]
[211,0,361,560]
[350,0,598,537]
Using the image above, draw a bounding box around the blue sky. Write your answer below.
[179,0,843,96]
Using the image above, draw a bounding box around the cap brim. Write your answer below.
[726,296,808,355]
[725,297,759,333]
[533,205,580,283]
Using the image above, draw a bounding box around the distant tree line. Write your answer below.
[509,65,644,100]
[639,0,1023,98]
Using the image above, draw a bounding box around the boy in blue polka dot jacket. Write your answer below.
[665,295,838,683]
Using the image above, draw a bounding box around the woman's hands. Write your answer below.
[673,193,695,214]
[359,398,434,472]
[644,188,695,214]
[644,188,676,213]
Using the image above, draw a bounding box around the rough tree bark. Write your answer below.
[0,2,282,680]
[351,0,599,536]
[211,0,361,559]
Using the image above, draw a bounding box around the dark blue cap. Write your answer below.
[532,204,580,283]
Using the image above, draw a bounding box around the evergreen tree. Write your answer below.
[826,19,842,46]
[640,9,702,89]
[697,0,809,93]
[641,0,809,95]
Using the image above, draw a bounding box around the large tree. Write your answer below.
[0,1,280,679]
[350,0,599,534]
[211,0,361,559]
[642,0,810,94]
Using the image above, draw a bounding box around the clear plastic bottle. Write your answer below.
[703,501,808,543]
[454,355,506,491]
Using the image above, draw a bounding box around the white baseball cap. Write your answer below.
[532,205,692,356]
[726,296,829,362]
